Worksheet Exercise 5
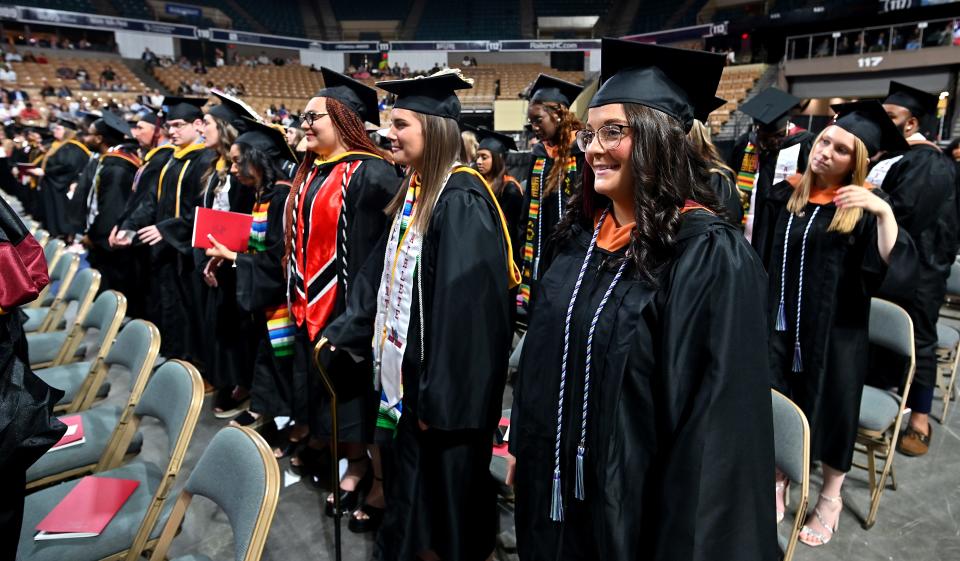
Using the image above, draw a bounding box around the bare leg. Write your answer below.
[799,464,845,546]
[909,411,930,435]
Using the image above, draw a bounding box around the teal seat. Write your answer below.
[26,406,144,484]
[25,320,160,491]
[31,291,127,412]
[859,387,901,432]
[147,427,280,561]
[25,331,68,365]
[19,360,204,561]
[772,390,810,561]
[24,268,101,368]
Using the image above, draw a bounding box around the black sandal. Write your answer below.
[213,387,250,419]
[325,457,371,517]
[348,477,385,533]
[229,410,267,429]
[290,443,330,477]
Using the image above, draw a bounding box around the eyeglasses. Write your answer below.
[575,124,632,152]
[164,120,188,131]
[303,111,329,126]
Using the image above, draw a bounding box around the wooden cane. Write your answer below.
[313,337,341,561]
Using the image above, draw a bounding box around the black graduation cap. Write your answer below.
[100,110,132,139]
[884,81,938,119]
[235,117,298,164]
[209,89,260,133]
[696,96,727,123]
[831,100,909,157]
[161,96,206,122]
[136,105,161,126]
[318,67,380,126]
[56,117,79,131]
[528,74,583,107]
[474,127,517,154]
[590,38,725,131]
[377,70,473,121]
[738,87,802,128]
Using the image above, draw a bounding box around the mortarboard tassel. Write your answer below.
[792,341,803,373]
[776,302,787,332]
[575,445,586,500]
[550,468,564,521]
[775,213,795,332]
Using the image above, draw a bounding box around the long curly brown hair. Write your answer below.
[533,101,582,197]
[555,103,720,285]
[282,97,387,272]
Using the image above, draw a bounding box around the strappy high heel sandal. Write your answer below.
[325,456,371,517]
[776,478,791,524]
[799,494,842,547]
[348,476,386,533]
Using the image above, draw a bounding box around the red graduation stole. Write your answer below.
[290,158,361,340]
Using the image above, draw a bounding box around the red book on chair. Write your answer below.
[34,476,139,540]
[49,415,85,451]
[192,207,253,252]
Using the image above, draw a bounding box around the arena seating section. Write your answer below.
[533,0,613,17]
[233,0,304,37]
[14,0,95,12]
[707,64,767,134]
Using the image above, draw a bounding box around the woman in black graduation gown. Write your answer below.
[688,118,743,226]
[509,39,778,561]
[323,69,520,560]
[751,101,916,547]
[203,120,297,436]
[194,91,260,419]
[474,127,524,257]
[34,118,91,238]
[516,75,585,324]
[284,68,401,529]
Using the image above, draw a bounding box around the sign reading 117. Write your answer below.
[857,56,884,68]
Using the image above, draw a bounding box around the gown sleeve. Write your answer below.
[860,190,918,298]
[709,168,743,227]
[650,221,778,561]
[235,187,290,313]
[417,186,511,431]
[321,229,388,353]
[88,160,134,249]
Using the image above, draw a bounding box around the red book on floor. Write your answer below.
[50,415,85,451]
[192,207,253,252]
[34,476,139,540]
[493,416,511,457]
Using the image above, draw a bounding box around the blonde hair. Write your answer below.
[460,130,477,164]
[688,120,733,176]
[786,126,869,234]
[386,113,463,233]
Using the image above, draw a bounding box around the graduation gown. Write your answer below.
[752,179,917,471]
[152,143,217,361]
[875,143,960,392]
[38,140,91,236]
[709,167,744,226]
[498,175,525,261]
[516,142,585,323]
[67,153,99,234]
[85,146,140,305]
[118,144,176,233]
[13,144,45,221]
[324,169,513,561]
[511,210,777,561]
[290,152,401,439]
[195,172,258,391]
[729,130,814,236]
[235,184,294,417]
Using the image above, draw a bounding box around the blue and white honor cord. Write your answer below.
[774,206,820,373]
[550,207,627,521]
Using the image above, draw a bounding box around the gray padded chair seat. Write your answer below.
[168,556,214,561]
[22,308,48,332]
[860,386,901,432]
[34,362,109,405]
[25,331,68,365]
[17,461,170,561]
[937,323,959,349]
[26,406,143,483]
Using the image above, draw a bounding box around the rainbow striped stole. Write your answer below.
[516,158,546,311]
[248,202,269,253]
[265,304,295,358]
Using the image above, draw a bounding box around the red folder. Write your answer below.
[192,207,253,252]
[35,476,139,540]
[50,415,85,451]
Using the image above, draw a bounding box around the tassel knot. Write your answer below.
[575,445,586,500]
[550,468,564,521]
